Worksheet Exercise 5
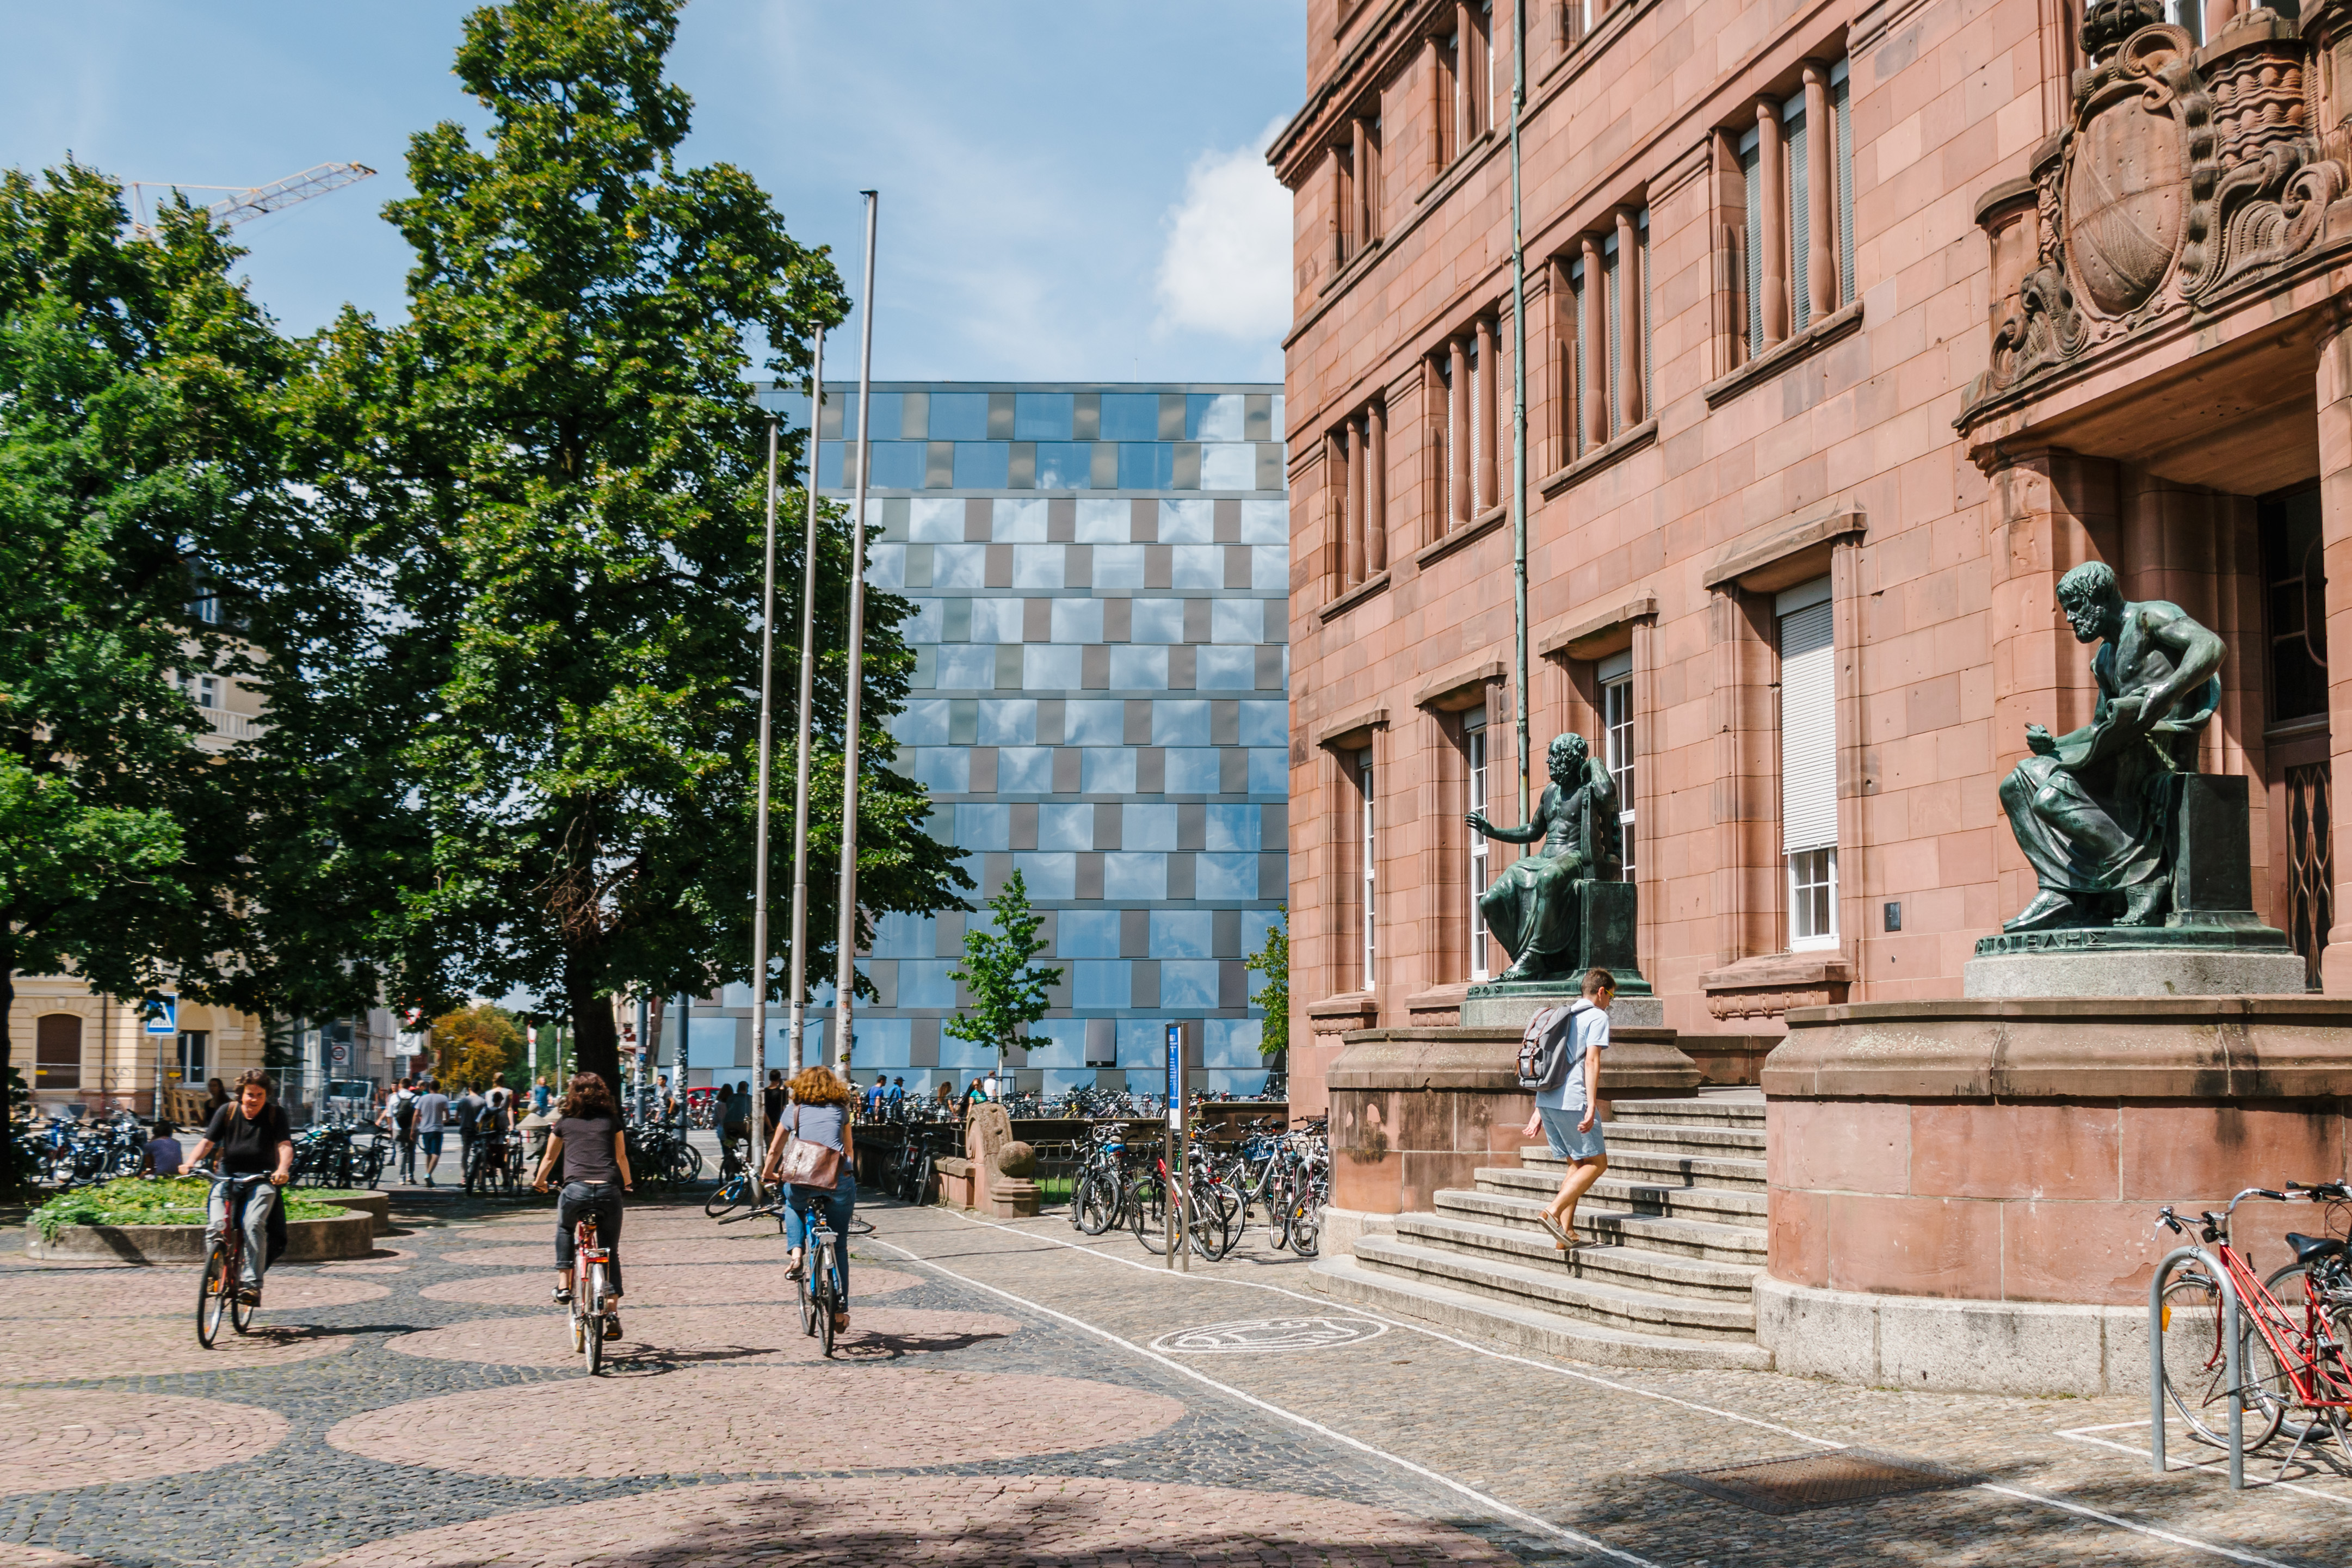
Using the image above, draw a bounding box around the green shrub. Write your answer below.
[32,1176,351,1242]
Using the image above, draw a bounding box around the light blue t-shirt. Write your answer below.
[1535,1004,1609,1112]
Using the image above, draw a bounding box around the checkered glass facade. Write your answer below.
[774,384,1289,1098]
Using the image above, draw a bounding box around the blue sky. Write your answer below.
[0,1,1303,382]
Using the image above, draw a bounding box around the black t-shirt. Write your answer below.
[203,1103,292,1176]
[553,1115,621,1186]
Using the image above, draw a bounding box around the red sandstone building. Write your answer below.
[1275,0,2349,1110]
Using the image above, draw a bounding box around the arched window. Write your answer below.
[35,1014,82,1091]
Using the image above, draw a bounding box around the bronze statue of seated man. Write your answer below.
[1466,732,1621,981]
[1997,560,2221,933]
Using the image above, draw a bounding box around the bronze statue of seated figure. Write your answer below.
[1466,732,1622,981]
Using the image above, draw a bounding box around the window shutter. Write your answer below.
[1785,96,1811,334]
[1778,587,1837,855]
[1739,132,1763,355]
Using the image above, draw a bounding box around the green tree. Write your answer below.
[430,1003,527,1087]
[0,163,393,1185]
[305,0,966,1088]
[1244,907,1289,1059]
[946,871,1064,1081]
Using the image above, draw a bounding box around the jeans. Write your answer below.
[205,1179,282,1295]
[555,1181,625,1295]
[785,1174,856,1302]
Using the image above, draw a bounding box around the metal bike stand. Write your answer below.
[2150,1244,2244,1490]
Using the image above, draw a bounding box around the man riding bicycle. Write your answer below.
[180,1069,294,1306]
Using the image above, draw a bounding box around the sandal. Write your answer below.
[552,1286,572,1304]
[1535,1212,1572,1251]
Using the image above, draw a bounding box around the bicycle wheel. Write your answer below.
[2159,1270,2286,1450]
[1196,1179,1243,1260]
[197,1244,232,1347]
[1078,1170,1121,1236]
[798,1242,817,1336]
[680,1144,704,1183]
[818,1266,837,1359]
[583,1262,606,1374]
[1287,1188,1321,1258]
[2260,1261,2352,1443]
[231,1280,255,1336]
[705,1174,744,1220]
[1129,1172,1170,1255]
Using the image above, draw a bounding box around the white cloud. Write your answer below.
[1155,119,1292,344]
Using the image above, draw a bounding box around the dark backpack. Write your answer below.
[1515,1004,1582,1091]
[394,1097,416,1134]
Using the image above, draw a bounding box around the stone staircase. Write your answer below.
[1311,1093,1773,1369]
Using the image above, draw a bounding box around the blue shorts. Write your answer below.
[418,1130,445,1156]
[1538,1104,1605,1162]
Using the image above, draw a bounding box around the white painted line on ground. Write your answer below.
[2057,1425,2352,1513]
[901,1205,2306,1567]
[868,1232,1663,1568]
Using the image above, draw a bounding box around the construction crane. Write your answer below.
[128,162,376,239]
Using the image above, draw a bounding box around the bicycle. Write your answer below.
[798,1203,845,1357]
[196,1172,271,1348]
[566,1207,620,1375]
[2155,1186,2352,1463]
[705,1159,766,1220]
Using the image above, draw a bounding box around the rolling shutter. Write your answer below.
[1777,579,1837,855]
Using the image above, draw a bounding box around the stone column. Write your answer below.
[1367,401,1388,575]
[1352,116,1372,252]
[1614,207,1644,429]
[1755,97,1789,348]
[1710,127,1743,376]
[1447,336,1471,526]
[2316,317,2352,992]
[1345,416,1367,585]
[1579,234,1608,450]
[1425,33,1446,175]
[1329,148,1345,271]
[1475,314,1498,510]
[1330,431,1356,590]
[1454,3,1475,155]
[1802,60,1838,319]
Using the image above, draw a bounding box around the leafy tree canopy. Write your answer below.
[945,871,1064,1067]
[430,1003,528,1088]
[1244,907,1288,1059]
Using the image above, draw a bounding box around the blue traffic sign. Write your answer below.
[143,995,177,1035]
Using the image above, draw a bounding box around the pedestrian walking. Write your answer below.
[761,1064,858,1337]
[454,1082,485,1189]
[531,1076,552,1116]
[763,1069,786,1134]
[202,1077,230,1123]
[1521,968,1614,1251]
[415,1078,452,1187]
[381,1078,419,1183]
[886,1077,906,1115]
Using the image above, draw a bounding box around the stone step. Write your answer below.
[1434,1186,1765,1264]
[1601,1121,1768,1158]
[1591,1146,1766,1192]
[1609,1097,1765,1128]
[1479,1163,1768,1227]
[1350,1234,1762,1342]
[1310,1254,1774,1372]
[1393,1211,1763,1301]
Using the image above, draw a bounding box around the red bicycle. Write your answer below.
[2156,1184,2352,1463]
[567,1210,617,1374]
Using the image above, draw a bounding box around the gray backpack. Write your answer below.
[1514,1003,1584,1091]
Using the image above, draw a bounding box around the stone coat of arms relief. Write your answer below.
[1966,0,2352,411]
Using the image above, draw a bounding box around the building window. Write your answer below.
[1336,113,1381,263]
[1359,749,1378,989]
[1734,59,1854,365]
[177,1030,208,1084]
[1598,652,1635,883]
[179,671,219,709]
[1466,708,1492,980]
[1328,399,1387,594]
[1562,207,1650,459]
[35,1013,81,1091]
[2261,484,2326,724]
[1777,577,1838,950]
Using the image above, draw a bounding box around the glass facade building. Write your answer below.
[690,382,1290,1100]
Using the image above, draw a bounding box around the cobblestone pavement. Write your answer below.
[2,1188,2347,1566]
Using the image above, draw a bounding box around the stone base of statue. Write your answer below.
[1962,775,2306,996]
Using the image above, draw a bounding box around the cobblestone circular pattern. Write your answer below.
[418,1263,919,1307]
[326,1368,1184,1477]
[0,1546,110,1568]
[443,1237,789,1267]
[299,1474,1519,1566]
[0,1310,365,1384]
[384,1306,1024,1368]
[0,1269,390,1320]
[0,1390,287,1492]
[1150,1317,1391,1354]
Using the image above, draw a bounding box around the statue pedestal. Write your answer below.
[1760,996,2352,1395]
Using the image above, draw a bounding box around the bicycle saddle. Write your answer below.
[2286,1232,2345,1263]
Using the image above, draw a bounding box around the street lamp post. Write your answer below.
[832,190,879,1082]
[785,332,826,1078]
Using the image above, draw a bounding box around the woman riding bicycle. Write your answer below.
[532,1071,634,1333]
[180,1069,294,1306]
[762,1064,857,1336]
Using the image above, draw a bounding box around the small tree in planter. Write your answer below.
[1244,907,1289,1079]
[945,871,1064,1093]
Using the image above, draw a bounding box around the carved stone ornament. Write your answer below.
[1965,4,2348,411]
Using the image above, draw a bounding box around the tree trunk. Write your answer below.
[0,958,16,1196]
[565,953,621,1092]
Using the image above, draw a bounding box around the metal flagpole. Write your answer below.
[1510,0,1532,820]
[787,330,825,1077]
[748,410,782,1170]
[833,189,879,1081]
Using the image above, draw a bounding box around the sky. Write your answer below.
[0,1,1304,384]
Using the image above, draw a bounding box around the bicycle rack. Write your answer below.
[2150,1244,2245,1491]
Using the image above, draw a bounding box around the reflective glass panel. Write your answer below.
[897,962,957,1009]
[1074,499,1130,542]
[893,700,951,746]
[1150,910,1214,958]
[1050,599,1104,643]
[1108,646,1168,690]
[1063,700,1125,744]
[1169,546,1221,590]
[1201,444,1256,490]
[1014,392,1073,441]
[863,442,927,489]
[1098,393,1160,441]
[1010,852,1077,899]
[992,498,1048,540]
[1083,748,1138,793]
[871,912,933,958]
[1092,545,1145,589]
[1211,600,1263,643]
[1153,700,1212,746]
[1195,853,1258,899]
[1205,1017,1264,1067]
[1164,748,1220,793]
[1205,805,1260,851]
[1197,646,1254,690]
[1123,804,1180,851]
[957,804,1010,851]
[953,443,1010,489]
[936,645,996,689]
[1240,499,1288,542]
[1161,961,1219,1008]
[1237,701,1286,748]
[1119,443,1175,489]
[1186,392,1245,441]
[970,600,1024,643]
[1248,748,1286,794]
[932,544,986,589]
[909,499,966,541]
[1012,545,1066,589]
[1102,853,1168,900]
[997,747,1054,792]
[1131,599,1184,643]
[1073,961,1131,1009]
[1159,498,1213,543]
[865,544,906,591]
[906,748,968,793]
[1058,910,1120,956]
[1038,803,1095,851]
[1034,443,1093,490]
[928,392,990,441]
[1023,646,1082,689]
[1251,545,1289,591]
[903,598,944,643]
[977,699,1036,746]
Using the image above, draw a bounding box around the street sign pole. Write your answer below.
[1166,1022,1188,1273]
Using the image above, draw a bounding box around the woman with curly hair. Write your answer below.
[533,1071,634,1337]
[762,1063,857,1335]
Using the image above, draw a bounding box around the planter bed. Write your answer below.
[24,1177,381,1263]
